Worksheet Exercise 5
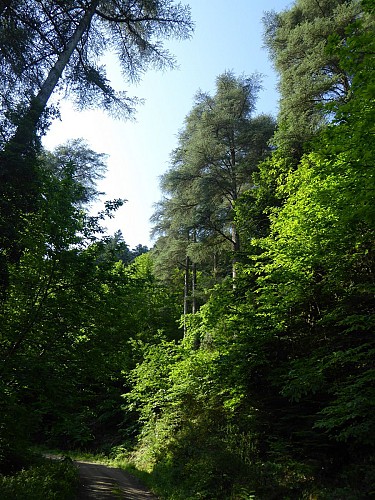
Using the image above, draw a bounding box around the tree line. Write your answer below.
[1,1,374,499]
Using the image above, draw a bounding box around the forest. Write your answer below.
[0,0,374,498]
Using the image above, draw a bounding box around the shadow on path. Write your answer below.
[76,460,157,500]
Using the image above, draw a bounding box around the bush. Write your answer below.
[0,458,79,500]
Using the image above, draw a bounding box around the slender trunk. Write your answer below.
[191,230,197,314]
[192,260,197,314]
[191,257,200,349]
[232,223,240,282]
[11,0,99,154]
[229,145,240,283]
[183,254,190,336]
[213,252,218,281]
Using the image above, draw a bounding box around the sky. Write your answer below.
[43,0,292,249]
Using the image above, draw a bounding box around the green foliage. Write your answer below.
[152,72,275,308]
[125,4,375,499]
[256,6,375,454]
[0,138,181,469]
[43,138,108,204]
[0,458,79,500]
[263,0,363,156]
[127,334,246,497]
[1,2,374,499]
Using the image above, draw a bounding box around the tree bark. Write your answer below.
[183,254,190,336]
[191,230,197,314]
[232,223,240,282]
[213,252,218,280]
[11,0,100,155]
[192,261,197,314]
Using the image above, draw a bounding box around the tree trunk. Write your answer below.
[192,260,197,314]
[191,230,197,314]
[183,254,190,336]
[232,223,240,282]
[0,1,99,285]
[213,252,218,280]
[11,0,100,155]
[230,145,240,282]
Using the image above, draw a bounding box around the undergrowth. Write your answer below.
[0,457,79,499]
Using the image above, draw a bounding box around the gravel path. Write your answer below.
[76,460,158,499]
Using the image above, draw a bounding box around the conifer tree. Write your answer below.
[153,71,275,285]
[263,0,363,157]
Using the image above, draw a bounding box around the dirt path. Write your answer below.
[76,460,158,499]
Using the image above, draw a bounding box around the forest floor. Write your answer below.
[76,459,158,499]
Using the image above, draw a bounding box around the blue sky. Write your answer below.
[43,0,292,249]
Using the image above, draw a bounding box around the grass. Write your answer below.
[36,446,158,496]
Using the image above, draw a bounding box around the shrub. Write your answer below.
[0,458,79,500]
